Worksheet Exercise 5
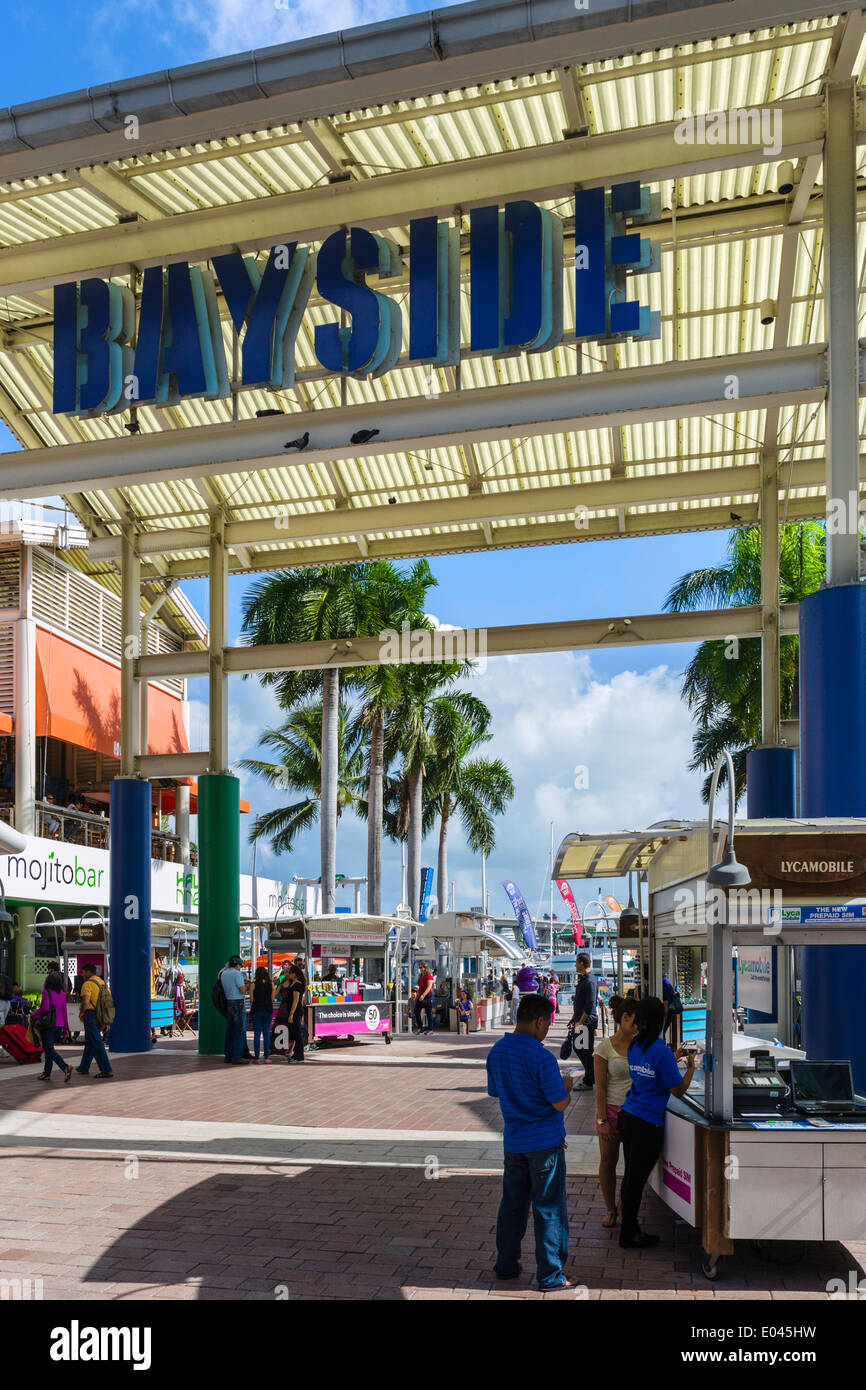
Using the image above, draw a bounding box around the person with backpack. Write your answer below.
[33,968,73,1083]
[76,963,114,1078]
[218,955,249,1065]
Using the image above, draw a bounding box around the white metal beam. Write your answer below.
[71,166,165,220]
[0,344,828,498]
[128,492,835,578]
[88,455,833,560]
[136,602,800,682]
[0,101,825,297]
[0,0,846,187]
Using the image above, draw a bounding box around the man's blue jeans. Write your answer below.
[494,1143,569,1287]
[79,1011,112,1076]
[224,999,245,1062]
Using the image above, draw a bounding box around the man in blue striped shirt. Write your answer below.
[486,993,576,1289]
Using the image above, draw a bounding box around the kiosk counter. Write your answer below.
[555,815,866,1279]
[264,914,417,1046]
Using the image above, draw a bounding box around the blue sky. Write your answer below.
[2,0,723,921]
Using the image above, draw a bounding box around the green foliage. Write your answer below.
[665,522,825,802]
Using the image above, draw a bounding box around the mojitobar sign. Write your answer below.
[52,184,659,417]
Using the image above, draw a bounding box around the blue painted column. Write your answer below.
[746,746,797,819]
[799,584,866,1087]
[109,776,152,1053]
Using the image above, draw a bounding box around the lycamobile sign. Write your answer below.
[53,184,660,416]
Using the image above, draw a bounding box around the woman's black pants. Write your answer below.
[616,1108,665,1240]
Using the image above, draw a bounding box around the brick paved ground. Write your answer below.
[1,1021,864,1301]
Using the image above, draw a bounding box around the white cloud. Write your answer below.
[431,651,705,917]
[174,0,409,57]
[190,646,705,917]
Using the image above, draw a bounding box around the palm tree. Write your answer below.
[241,565,364,911]
[237,700,366,855]
[664,522,825,802]
[351,560,436,914]
[382,669,479,917]
[425,699,515,912]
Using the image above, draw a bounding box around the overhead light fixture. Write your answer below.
[706,751,751,889]
[618,873,639,931]
[759,298,777,326]
[777,161,796,195]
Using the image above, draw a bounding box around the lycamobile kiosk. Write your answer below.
[558,798,866,1279]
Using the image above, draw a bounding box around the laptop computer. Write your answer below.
[790,1061,866,1119]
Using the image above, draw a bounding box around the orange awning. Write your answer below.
[35,627,189,759]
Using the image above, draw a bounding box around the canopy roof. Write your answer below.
[418,910,526,959]
[0,0,861,579]
[554,822,705,879]
[554,817,866,879]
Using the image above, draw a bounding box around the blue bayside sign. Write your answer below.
[53,183,659,417]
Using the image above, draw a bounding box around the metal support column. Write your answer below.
[120,526,140,775]
[707,918,734,1123]
[139,623,149,756]
[14,547,35,835]
[198,510,240,1055]
[208,512,228,772]
[176,783,192,916]
[825,81,861,588]
[800,78,866,1088]
[110,526,151,1051]
[746,451,797,816]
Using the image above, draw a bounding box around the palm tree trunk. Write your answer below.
[407,767,423,920]
[437,804,450,914]
[320,667,339,914]
[367,707,384,915]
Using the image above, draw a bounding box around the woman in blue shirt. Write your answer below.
[616,996,696,1248]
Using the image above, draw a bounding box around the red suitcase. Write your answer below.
[0,1023,42,1064]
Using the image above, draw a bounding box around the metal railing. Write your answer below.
[0,801,200,865]
[37,802,109,848]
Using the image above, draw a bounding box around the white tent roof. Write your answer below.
[415,911,526,961]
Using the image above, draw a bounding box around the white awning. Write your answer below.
[415,912,526,961]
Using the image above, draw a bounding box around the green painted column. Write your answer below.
[198,772,240,1056]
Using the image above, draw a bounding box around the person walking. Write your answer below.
[33,967,73,1084]
[569,953,599,1090]
[249,966,274,1063]
[76,963,114,1079]
[286,962,307,1064]
[220,954,249,1066]
[546,974,559,1024]
[593,994,638,1227]
[510,980,521,1026]
[616,996,696,1249]
[415,962,434,1035]
[486,994,577,1290]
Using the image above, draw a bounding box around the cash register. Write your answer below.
[732,1049,788,1115]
